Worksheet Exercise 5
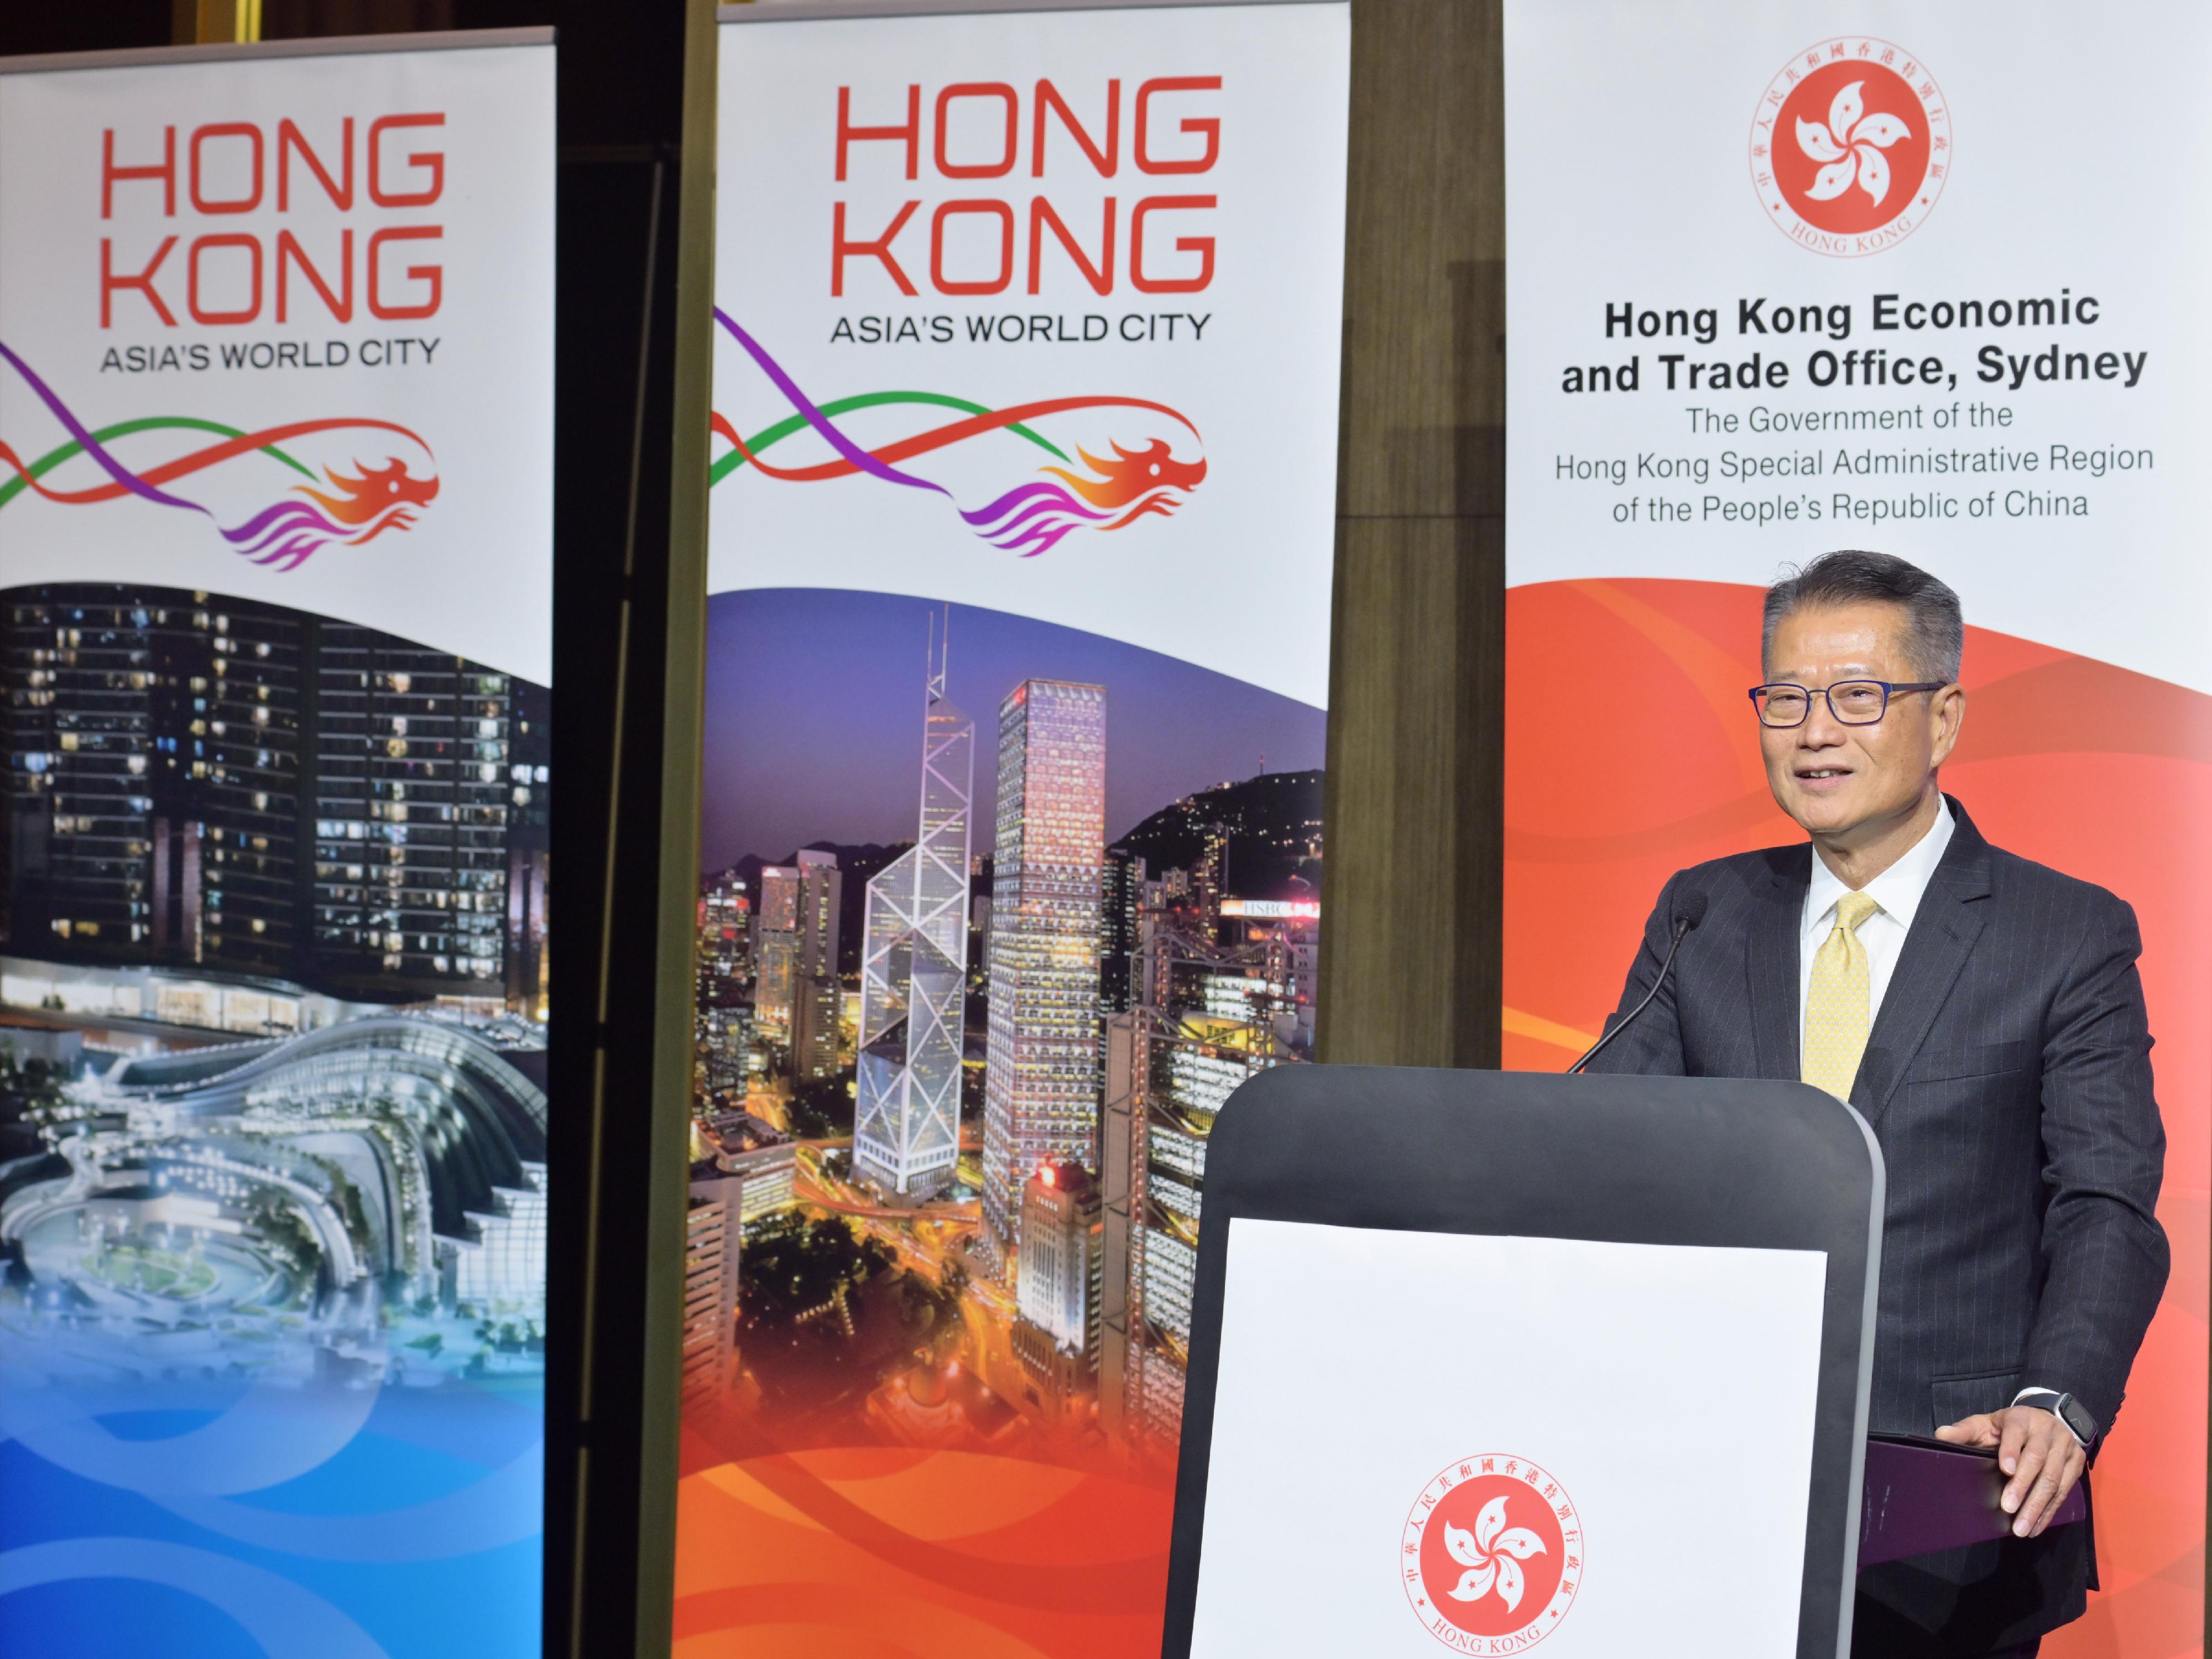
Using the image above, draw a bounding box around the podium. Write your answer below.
[1161,1066,1883,1659]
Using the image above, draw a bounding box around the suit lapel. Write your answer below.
[1744,846,1809,1082]
[1852,797,1995,1126]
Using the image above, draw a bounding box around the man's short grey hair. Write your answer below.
[1762,550,1964,684]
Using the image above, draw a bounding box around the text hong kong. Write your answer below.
[1557,292,2148,394]
[831,78,1222,298]
[98,115,448,327]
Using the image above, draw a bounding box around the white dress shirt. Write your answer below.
[1795,796,2085,1442]
[1797,796,1955,1067]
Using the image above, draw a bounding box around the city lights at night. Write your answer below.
[682,591,1324,1470]
[0,582,554,1381]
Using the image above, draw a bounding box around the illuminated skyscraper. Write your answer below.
[1015,1156,1102,1354]
[792,973,842,1081]
[307,625,516,993]
[1011,1157,1104,1423]
[1098,848,1144,1017]
[753,851,838,1060]
[1099,887,1316,1453]
[854,623,973,1197]
[683,1168,741,1402]
[981,679,1107,1266]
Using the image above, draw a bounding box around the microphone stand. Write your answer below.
[1568,911,1696,1075]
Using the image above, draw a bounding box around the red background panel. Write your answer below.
[1506,578,2209,1657]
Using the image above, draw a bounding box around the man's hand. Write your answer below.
[1936,1406,2087,1538]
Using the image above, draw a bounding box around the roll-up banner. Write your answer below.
[676,1,1347,1650]
[0,33,554,1658]
[1506,4,2206,1653]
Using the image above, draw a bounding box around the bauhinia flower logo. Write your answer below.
[1751,39,1947,257]
[1443,1494,1548,1612]
[1796,82,1911,207]
[1404,1455,1581,1649]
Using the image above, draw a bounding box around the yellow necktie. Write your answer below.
[1804,890,1881,1100]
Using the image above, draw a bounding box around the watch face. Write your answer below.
[2060,1397,2097,1442]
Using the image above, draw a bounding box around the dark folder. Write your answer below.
[1860,1432,2089,1568]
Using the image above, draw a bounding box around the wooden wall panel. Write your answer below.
[1318,0,1506,1070]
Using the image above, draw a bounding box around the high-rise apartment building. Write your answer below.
[854,633,973,1198]
[752,863,801,1038]
[791,849,842,1077]
[307,623,517,994]
[684,1167,742,1402]
[505,673,552,1021]
[4,589,300,971]
[697,874,751,1001]
[1098,848,1144,1017]
[754,865,800,935]
[698,1004,755,1097]
[792,973,842,1081]
[754,932,798,1040]
[2,584,541,1009]
[1011,1156,1104,1423]
[1014,1156,1103,1354]
[752,852,839,1071]
[981,679,1107,1266]
[701,1110,799,1218]
[1099,888,1316,1453]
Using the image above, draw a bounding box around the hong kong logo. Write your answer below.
[1402,1454,1581,1652]
[1751,38,1949,258]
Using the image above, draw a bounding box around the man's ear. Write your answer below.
[1928,683,1966,767]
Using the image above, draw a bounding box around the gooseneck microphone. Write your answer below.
[1567,889,1708,1075]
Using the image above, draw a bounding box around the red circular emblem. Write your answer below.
[1402,1455,1582,1651]
[1751,39,1949,257]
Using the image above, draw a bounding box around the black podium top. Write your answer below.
[1162,1065,1884,1659]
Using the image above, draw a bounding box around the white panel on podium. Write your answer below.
[1190,1219,1825,1656]
[1161,1068,1882,1658]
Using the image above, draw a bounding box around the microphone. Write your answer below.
[1568,889,1707,1075]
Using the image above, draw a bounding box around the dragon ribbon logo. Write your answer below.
[0,340,437,570]
[709,310,1204,558]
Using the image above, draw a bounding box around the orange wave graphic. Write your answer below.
[674,1447,1171,1657]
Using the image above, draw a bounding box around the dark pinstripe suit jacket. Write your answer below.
[1588,796,2169,1443]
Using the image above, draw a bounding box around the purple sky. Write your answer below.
[700,588,1327,870]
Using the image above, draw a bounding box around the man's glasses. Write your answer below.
[1749,680,1947,728]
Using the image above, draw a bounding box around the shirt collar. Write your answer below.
[1805,796,1956,934]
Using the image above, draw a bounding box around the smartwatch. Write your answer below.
[2013,1387,2098,1448]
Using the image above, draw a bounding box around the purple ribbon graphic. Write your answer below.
[712,309,948,497]
[0,340,206,518]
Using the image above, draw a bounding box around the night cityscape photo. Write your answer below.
[682,588,1327,1475]
[0,582,552,1392]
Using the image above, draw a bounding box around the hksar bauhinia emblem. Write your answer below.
[1440,1494,1548,1613]
[1404,1455,1582,1651]
[1752,38,1949,258]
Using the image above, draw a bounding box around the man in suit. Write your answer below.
[1588,550,2168,1658]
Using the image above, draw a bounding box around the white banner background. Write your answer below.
[712,1,1349,708]
[1505,2,2212,695]
[0,42,555,684]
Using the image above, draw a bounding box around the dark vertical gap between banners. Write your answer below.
[517,0,709,1649]
[635,0,718,1646]
[583,148,663,1433]
[541,124,674,1659]
[1319,0,1506,1070]
[569,148,663,1659]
